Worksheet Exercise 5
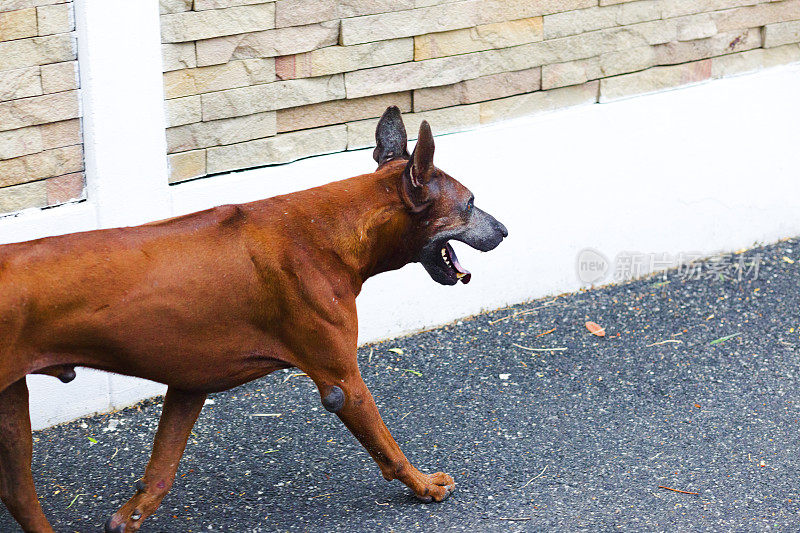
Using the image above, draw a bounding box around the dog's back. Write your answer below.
[0,203,268,388]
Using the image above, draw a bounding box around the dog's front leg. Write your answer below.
[310,369,455,503]
[104,388,206,533]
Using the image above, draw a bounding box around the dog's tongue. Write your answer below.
[450,249,471,284]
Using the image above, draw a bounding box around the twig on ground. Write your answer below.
[283,372,308,383]
[646,340,684,347]
[489,299,559,324]
[536,328,556,337]
[522,465,548,487]
[710,333,741,345]
[66,493,85,509]
[512,343,567,352]
[658,486,699,495]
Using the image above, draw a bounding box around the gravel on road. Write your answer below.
[2,238,799,532]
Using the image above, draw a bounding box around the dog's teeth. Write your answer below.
[440,247,456,269]
[456,273,465,279]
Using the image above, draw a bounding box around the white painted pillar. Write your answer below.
[74,0,171,229]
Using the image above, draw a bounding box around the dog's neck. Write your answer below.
[245,160,419,296]
[336,160,420,287]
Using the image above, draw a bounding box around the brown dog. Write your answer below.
[0,106,507,532]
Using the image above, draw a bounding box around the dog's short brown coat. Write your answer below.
[0,108,506,532]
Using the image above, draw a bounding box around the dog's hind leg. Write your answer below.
[0,378,55,533]
[104,387,205,533]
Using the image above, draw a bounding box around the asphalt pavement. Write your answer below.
[2,238,800,532]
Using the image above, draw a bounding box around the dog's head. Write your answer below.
[373,106,508,286]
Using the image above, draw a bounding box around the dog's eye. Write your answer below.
[466,198,474,213]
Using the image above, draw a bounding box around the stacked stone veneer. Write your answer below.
[0,0,82,215]
[161,0,800,183]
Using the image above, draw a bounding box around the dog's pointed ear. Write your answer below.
[373,106,409,166]
[399,121,436,212]
[407,120,435,187]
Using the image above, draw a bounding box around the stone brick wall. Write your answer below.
[0,0,83,214]
[161,0,800,183]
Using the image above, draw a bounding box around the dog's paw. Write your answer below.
[104,517,126,533]
[104,508,146,533]
[105,506,149,533]
[105,485,156,533]
[414,471,455,503]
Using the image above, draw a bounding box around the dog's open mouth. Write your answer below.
[439,242,471,284]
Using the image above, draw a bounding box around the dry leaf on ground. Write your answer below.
[585,321,605,337]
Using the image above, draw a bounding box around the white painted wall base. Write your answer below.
[5,63,799,429]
